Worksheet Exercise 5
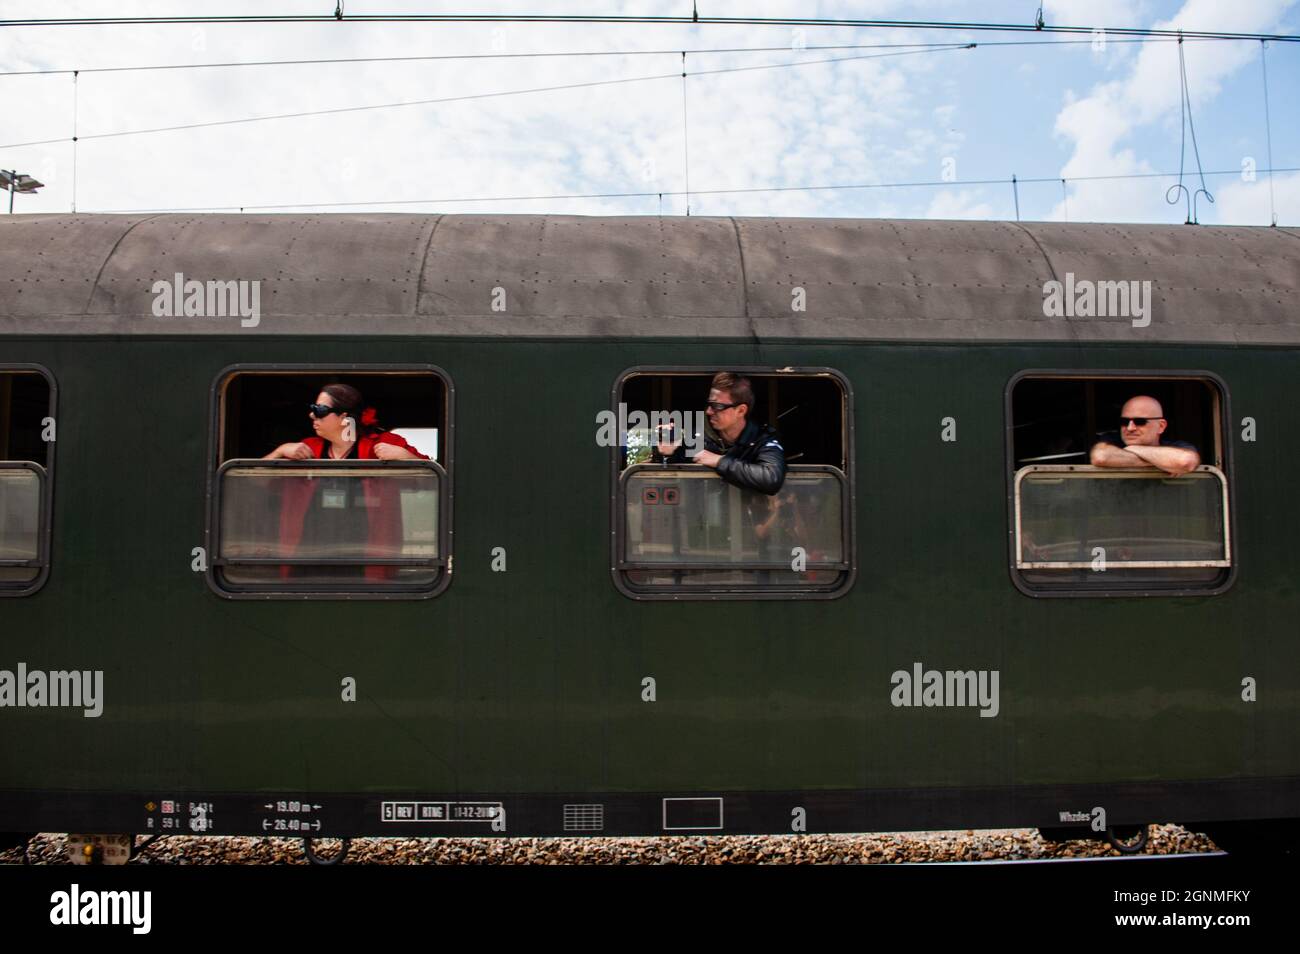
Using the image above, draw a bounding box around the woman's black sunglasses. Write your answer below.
[309,403,348,418]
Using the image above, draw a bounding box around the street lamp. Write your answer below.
[0,170,44,213]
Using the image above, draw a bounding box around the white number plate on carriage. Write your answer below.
[67,833,131,865]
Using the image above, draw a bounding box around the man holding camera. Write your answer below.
[654,371,787,495]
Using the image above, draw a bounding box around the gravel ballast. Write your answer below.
[1,824,1219,864]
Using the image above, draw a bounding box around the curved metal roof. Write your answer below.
[1,213,1297,343]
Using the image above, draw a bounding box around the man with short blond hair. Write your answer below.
[1090,395,1200,476]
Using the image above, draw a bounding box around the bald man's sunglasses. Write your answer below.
[1121,416,1164,427]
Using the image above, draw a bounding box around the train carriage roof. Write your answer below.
[0,213,1297,344]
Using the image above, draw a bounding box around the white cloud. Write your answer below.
[1050,0,1296,224]
[1212,170,1300,226]
[1044,0,1152,27]
[0,0,951,217]
[925,188,995,219]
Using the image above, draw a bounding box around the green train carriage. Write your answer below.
[0,213,1297,850]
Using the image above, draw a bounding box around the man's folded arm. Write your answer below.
[715,444,787,495]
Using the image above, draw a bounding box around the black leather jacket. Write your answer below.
[654,418,787,495]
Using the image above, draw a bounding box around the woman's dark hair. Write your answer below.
[321,383,383,434]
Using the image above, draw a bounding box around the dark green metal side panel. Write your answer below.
[0,336,1295,811]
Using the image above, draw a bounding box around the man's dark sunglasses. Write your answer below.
[706,401,741,412]
[309,403,347,418]
[1121,416,1164,427]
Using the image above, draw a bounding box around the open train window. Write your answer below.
[610,367,854,600]
[0,366,54,597]
[1006,370,1232,597]
[207,365,452,599]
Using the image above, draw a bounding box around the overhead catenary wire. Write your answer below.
[1168,40,1192,221]
[70,70,77,213]
[1260,40,1278,227]
[0,34,1238,78]
[681,52,691,217]
[79,166,1300,215]
[0,44,973,150]
[0,12,1296,43]
[1165,36,1214,224]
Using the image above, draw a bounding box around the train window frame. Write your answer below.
[205,363,454,601]
[0,364,56,599]
[609,365,856,601]
[1005,368,1236,599]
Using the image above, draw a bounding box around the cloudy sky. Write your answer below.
[1,0,1296,224]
